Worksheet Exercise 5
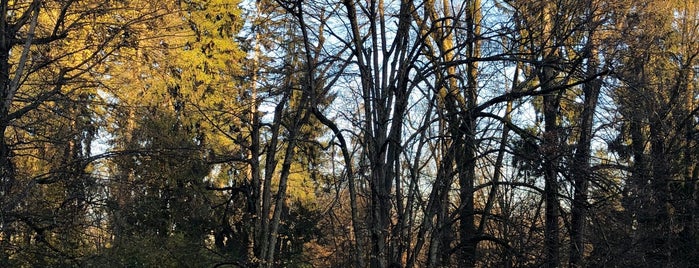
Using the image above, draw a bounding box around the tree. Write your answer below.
[610,0,699,265]
[338,0,420,266]
[0,0,171,265]
[98,0,250,265]
[2,0,699,266]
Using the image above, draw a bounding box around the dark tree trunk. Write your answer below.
[569,45,601,267]
[543,92,560,268]
[0,36,15,255]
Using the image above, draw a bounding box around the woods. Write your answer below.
[0,0,698,267]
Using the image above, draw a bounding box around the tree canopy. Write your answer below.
[1,0,698,267]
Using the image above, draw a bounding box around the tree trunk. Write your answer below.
[459,1,480,267]
[648,119,671,266]
[539,3,561,266]
[569,43,601,267]
[0,26,14,259]
[542,92,560,268]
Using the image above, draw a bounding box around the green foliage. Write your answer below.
[3,0,699,267]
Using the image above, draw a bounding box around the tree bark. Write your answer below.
[459,1,480,267]
[569,42,601,267]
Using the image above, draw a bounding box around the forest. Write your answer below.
[0,0,697,267]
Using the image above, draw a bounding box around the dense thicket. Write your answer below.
[0,0,697,267]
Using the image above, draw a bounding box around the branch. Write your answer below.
[5,0,40,110]
[473,69,611,114]
[4,69,67,124]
